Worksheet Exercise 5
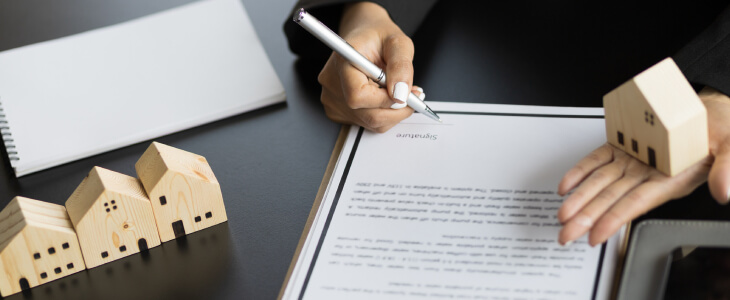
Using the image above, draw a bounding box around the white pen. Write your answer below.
[293,8,442,123]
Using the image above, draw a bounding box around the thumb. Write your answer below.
[701,88,730,205]
[383,34,415,104]
[708,145,730,204]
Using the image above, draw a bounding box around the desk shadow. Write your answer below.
[0,130,20,199]
[2,223,232,300]
[293,58,326,100]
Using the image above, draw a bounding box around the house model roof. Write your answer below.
[65,167,150,224]
[136,142,219,193]
[0,197,75,253]
[630,58,705,130]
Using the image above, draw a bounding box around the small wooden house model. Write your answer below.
[603,57,709,176]
[0,197,85,296]
[135,142,227,242]
[65,167,161,268]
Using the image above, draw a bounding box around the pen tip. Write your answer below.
[293,8,306,23]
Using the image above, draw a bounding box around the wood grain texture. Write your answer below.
[604,58,709,176]
[65,167,161,268]
[0,197,85,296]
[135,142,227,242]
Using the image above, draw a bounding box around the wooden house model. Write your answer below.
[135,142,227,242]
[66,166,161,268]
[0,197,85,296]
[603,57,709,176]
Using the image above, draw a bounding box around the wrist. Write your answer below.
[340,2,393,36]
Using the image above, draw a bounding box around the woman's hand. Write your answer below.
[557,87,730,246]
[318,2,422,132]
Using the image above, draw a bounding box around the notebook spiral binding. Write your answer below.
[0,98,19,169]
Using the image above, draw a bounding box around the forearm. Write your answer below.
[675,5,730,96]
[340,2,391,36]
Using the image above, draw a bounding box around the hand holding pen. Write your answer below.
[294,2,440,132]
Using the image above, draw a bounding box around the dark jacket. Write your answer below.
[284,0,730,96]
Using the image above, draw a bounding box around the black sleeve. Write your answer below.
[674,5,730,96]
[283,0,438,61]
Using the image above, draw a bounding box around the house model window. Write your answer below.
[603,57,709,176]
[135,142,228,243]
[65,167,161,268]
[0,197,86,296]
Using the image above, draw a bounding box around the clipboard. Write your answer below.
[278,125,350,300]
[279,103,632,299]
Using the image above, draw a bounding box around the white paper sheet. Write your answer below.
[283,102,625,300]
[0,0,285,176]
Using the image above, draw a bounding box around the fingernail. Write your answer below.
[418,92,426,101]
[415,87,424,93]
[394,82,409,103]
[573,215,593,227]
[562,240,573,247]
[390,102,408,109]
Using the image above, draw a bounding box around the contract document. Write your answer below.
[281,102,626,300]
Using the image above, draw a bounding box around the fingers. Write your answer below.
[357,108,414,132]
[390,86,425,109]
[708,144,730,204]
[559,155,711,247]
[587,159,708,245]
[382,34,415,104]
[557,145,616,196]
[337,58,396,109]
[412,86,425,101]
[558,160,652,245]
[560,179,664,247]
[558,155,649,220]
[582,181,668,246]
[352,106,414,132]
[557,151,632,223]
[321,88,413,132]
[702,92,730,205]
[316,16,418,132]
[333,52,421,110]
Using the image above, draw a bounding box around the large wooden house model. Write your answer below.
[0,197,85,296]
[65,167,161,268]
[603,57,709,176]
[135,142,227,242]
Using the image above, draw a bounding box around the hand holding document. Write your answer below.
[280,102,626,300]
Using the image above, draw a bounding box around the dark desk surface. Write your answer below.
[1,0,730,299]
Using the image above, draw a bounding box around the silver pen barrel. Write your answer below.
[294,8,441,123]
[294,9,385,84]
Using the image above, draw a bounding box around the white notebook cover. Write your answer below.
[0,0,285,176]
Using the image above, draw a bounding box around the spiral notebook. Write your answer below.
[0,0,285,177]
